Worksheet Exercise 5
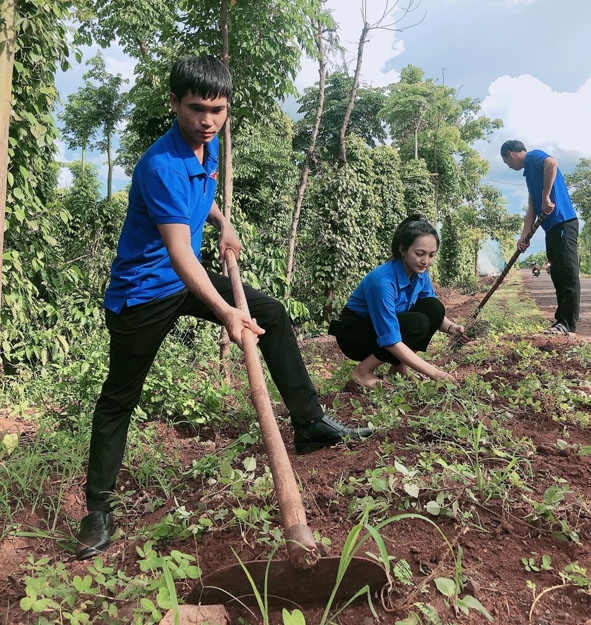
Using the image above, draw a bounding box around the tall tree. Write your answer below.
[565,158,591,273]
[380,64,503,215]
[59,91,95,175]
[565,158,591,222]
[455,185,521,277]
[336,0,423,165]
[294,73,387,161]
[286,7,333,287]
[76,53,129,201]
[379,64,434,160]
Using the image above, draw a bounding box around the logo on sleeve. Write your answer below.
[210,171,219,181]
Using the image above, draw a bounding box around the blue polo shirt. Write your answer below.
[345,258,437,347]
[524,149,576,232]
[104,120,219,313]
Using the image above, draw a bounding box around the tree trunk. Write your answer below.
[218,0,232,372]
[286,19,326,289]
[338,21,369,166]
[107,131,113,201]
[0,0,17,315]
[322,285,334,322]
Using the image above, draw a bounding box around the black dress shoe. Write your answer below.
[294,415,373,454]
[76,511,115,560]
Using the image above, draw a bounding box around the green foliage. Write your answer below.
[370,146,406,258]
[519,250,548,269]
[98,0,325,163]
[0,422,87,531]
[300,136,380,320]
[437,213,464,285]
[75,0,179,57]
[77,54,130,154]
[57,162,125,295]
[381,64,502,224]
[578,223,591,274]
[294,71,388,160]
[565,157,591,223]
[60,52,130,200]
[451,185,521,278]
[3,0,77,369]
[232,106,298,229]
[400,159,435,221]
[116,56,175,176]
[565,158,591,273]
[19,548,201,624]
[138,320,232,425]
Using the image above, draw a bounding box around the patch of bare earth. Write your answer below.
[1,275,591,624]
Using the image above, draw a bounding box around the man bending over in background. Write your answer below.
[501,139,580,336]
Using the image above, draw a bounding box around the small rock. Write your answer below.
[160,605,229,625]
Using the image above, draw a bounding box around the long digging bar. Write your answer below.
[188,249,389,607]
[469,211,547,321]
[223,248,318,569]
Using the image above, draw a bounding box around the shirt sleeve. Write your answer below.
[138,164,192,226]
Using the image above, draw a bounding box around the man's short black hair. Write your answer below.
[169,54,232,102]
[500,139,526,157]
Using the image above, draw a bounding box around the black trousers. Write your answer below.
[546,218,580,331]
[86,271,323,512]
[333,297,445,365]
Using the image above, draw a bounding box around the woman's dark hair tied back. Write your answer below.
[391,213,439,258]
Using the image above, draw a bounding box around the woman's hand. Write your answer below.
[432,369,456,383]
[447,322,470,344]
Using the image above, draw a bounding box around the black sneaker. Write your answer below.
[294,415,373,454]
[76,511,115,560]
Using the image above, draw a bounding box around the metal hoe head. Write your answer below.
[188,556,389,607]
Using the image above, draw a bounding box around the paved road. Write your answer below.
[521,269,591,337]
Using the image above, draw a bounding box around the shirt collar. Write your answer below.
[392,258,412,288]
[170,120,219,178]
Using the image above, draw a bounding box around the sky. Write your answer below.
[55,0,591,262]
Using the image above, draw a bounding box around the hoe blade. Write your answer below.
[187,556,389,607]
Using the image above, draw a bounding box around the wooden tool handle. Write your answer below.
[471,211,547,320]
[224,249,318,568]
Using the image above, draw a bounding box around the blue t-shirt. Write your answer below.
[104,120,219,313]
[524,149,576,232]
[345,258,437,347]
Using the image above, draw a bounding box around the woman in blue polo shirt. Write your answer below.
[331,215,466,389]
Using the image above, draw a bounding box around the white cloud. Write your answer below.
[58,167,73,189]
[54,139,74,189]
[481,74,591,158]
[104,54,136,88]
[499,0,538,6]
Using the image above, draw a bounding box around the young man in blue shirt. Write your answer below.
[76,55,372,560]
[501,140,580,336]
